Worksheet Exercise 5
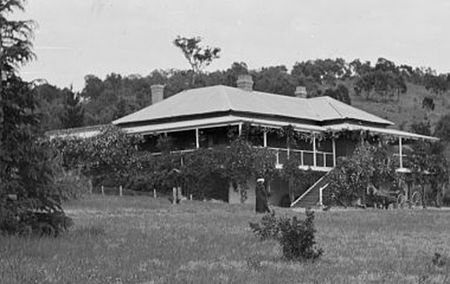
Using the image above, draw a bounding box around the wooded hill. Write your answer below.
[35,58,450,137]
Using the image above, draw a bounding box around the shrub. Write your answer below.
[278,211,323,261]
[1,211,73,237]
[21,212,74,237]
[249,211,279,240]
[249,210,323,261]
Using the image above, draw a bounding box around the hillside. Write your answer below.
[349,82,448,133]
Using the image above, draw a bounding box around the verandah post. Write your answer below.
[313,133,317,167]
[399,137,403,169]
[332,138,336,167]
[263,130,267,147]
[195,128,200,148]
[286,135,290,159]
[319,186,323,206]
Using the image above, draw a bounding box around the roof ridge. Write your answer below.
[222,86,233,110]
[306,98,323,120]
[325,97,346,119]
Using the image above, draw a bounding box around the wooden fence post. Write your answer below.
[88,179,93,195]
[172,187,177,204]
[119,185,123,197]
[101,185,104,196]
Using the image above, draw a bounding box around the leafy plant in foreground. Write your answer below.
[249,211,279,241]
[250,210,323,261]
[278,211,323,261]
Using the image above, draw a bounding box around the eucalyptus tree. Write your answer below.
[173,36,221,86]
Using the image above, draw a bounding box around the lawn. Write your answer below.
[1,195,450,284]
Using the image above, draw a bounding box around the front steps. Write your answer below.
[290,172,331,208]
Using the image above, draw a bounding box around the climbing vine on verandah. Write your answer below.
[49,125,143,186]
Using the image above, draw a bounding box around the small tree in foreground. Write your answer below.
[250,211,323,261]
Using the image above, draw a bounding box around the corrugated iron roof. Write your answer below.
[113,85,393,126]
[325,123,438,141]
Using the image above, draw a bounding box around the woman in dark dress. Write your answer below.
[255,178,271,213]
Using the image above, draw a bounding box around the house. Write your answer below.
[111,75,437,207]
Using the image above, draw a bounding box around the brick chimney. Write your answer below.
[151,84,164,104]
[236,74,253,92]
[295,86,307,98]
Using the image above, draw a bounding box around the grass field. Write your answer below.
[1,195,450,283]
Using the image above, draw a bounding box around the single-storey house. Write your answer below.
[109,75,437,207]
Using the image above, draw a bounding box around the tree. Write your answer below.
[1,0,70,235]
[434,113,450,142]
[424,73,448,95]
[349,59,372,76]
[409,140,448,207]
[422,96,435,112]
[253,65,296,96]
[352,58,407,101]
[410,120,432,136]
[80,75,104,100]
[60,87,84,128]
[322,84,351,104]
[354,69,406,101]
[34,83,65,131]
[292,58,349,86]
[173,36,221,85]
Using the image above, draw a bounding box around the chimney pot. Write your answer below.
[151,84,164,104]
[236,74,253,92]
[295,86,307,98]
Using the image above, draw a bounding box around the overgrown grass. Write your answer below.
[1,195,450,283]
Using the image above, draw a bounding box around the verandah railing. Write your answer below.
[266,147,334,168]
[150,146,335,169]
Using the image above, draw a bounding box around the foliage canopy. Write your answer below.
[0,0,71,235]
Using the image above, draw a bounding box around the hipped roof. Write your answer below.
[113,85,394,126]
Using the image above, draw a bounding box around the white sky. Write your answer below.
[17,0,450,90]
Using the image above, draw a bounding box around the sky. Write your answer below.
[16,0,450,91]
